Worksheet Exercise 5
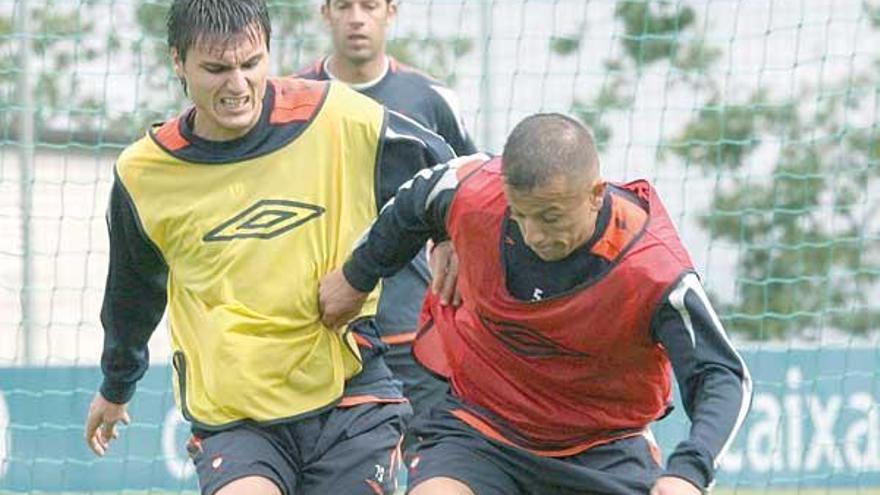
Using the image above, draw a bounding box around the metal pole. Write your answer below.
[17,0,35,365]
[479,0,493,149]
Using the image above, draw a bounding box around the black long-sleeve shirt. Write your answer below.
[99,87,455,405]
[342,158,753,489]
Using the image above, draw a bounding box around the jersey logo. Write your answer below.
[203,199,325,242]
[479,315,590,358]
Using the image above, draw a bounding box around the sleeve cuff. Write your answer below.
[342,257,381,293]
[663,440,715,489]
[100,379,136,405]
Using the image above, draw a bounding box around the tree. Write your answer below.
[553,0,879,339]
[0,1,108,142]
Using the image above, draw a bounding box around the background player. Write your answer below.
[298,0,476,421]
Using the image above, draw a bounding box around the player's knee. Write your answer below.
[214,475,281,495]
[408,476,476,495]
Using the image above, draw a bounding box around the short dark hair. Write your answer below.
[168,0,271,62]
[502,113,599,191]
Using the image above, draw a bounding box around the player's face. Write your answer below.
[504,173,606,262]
[323,0,396,65]
[172,27,269,141]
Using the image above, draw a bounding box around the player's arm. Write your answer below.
[99,174,168,403]
[429,83,477,155]
[344,157,469,293]
[652,272,753,492]
[374,109,456,207]
[320,154,486,328]
[86,173,168,455]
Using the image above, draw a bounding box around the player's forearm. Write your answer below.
[99,271,165,403]
[99,348,149,404]
[343,200,445,292]
[654,273,753,488]
[344,161,456,292]
[664,371,749,488]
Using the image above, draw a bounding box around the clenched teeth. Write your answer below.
[220,96,249,108]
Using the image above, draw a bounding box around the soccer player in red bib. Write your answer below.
[320,113,753,495]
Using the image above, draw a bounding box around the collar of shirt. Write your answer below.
[323,55,390,91]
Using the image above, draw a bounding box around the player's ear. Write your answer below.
[170,48,188,95]
[387,0,398,20]
[588,178,606,210]
[170,48,184,78]
[321,2,331,23]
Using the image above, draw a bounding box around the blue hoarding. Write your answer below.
[0,347,878,491]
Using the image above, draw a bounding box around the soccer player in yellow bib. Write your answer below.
[82,1,453,494]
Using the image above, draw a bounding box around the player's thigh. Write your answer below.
[189,426,295,495]
[525,433,662,495]
[406,430,519,495]
[215,476,281,495]
[408,476,476,495]
[300,402,409,495]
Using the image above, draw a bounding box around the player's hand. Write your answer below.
[319,268,370,330]
[84,392,130,456]
[428,241,461,306]
[650,476,702,495]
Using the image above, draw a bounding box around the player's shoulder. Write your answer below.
[284,76,385,131]
[387,58,466,115]
[113,118,181,179]
[267,77,334,125]
[293,57,327,80]
[117,130,161,165]
[387,57,447,88]
[272,74,378,111]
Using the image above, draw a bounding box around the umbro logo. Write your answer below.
[203,199,325,242]
[479,315,589,358]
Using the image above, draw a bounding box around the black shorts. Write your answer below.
[383,341,448,422]
[406,399,662,495]
[189,402,409,495]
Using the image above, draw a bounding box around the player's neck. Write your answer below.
[326,54,389,88]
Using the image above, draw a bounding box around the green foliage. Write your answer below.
[675,82,880,339]
[555,3,709,148]
[615,0,696,66]
[667,93,797,171]
[0,1,106,139]
[555,1,880,339]
[570,61,633,151]
[866,0,880,27]
[550,34,581,57]
[135,1,169,37]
